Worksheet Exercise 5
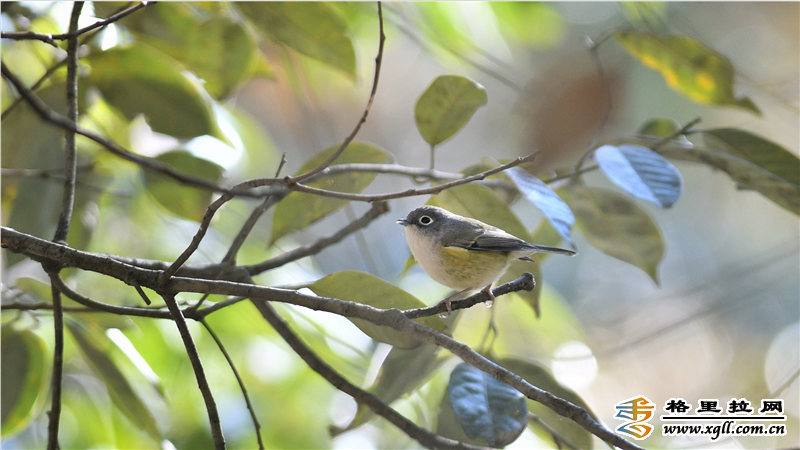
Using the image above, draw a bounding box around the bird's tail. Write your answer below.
[529,244,576,256]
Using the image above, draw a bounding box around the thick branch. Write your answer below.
[1,226,640,449]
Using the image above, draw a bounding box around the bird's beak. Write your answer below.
[397,218,409,226]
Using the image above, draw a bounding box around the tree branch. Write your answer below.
[246,201,389,275]
[1,226,641,449]
[161,293,226,450]
[289,2,386,185]
[0,2,152,46]
[45,282,64,450]
[286,154,536,202]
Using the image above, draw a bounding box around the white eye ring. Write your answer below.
[419,215,433,225]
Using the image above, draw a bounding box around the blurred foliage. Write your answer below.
[1,2,798,449]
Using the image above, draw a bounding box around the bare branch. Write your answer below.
[403,272,536,319]
[1,165,94,178]
[246,202,389,275]
[0,2,152,44]
[287,154,535,202]
[201,319,265,450]
[45,283,65,450]
[0,62,258,198]
[161,293,226,450]
[289,2,386,184]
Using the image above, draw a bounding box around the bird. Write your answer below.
[397,205,576,313]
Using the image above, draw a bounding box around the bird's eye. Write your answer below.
[419,215,433,225]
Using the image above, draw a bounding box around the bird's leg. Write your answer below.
[438,288,470,316]
[482,284,495,307]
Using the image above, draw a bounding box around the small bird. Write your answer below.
[397,205,576,312]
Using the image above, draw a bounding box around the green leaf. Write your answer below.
[619,2,668,31]
[490,2,564,47]
[437,386,487,447]
[142,150,224,222]
[87,42,219,139]
[308,271,447,349]
[703,129,800,185]
[1,325,48,437]
[506,167,575,245]
[111,3,267,98]
[237,2,356,79]
[65,320,162,442]
[614,30,760,114]
[561,184,664,284]
[498,358,594,450]
[446,363,528,448]
[415,75,488,147]
[335,343,444,433]
[270,142,391,244]
[595,144,684,208]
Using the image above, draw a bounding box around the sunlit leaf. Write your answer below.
[335,343,444,433]
[490,2,564,47]
[117,2,267,98]
[615,30,759,114]
[237,2,356,79]
[499,358,594,450]
[87,42,219,139]
[446,363,528,447]
[703,129,800,185]
[415,75,488,147]
[65,320,162,442]
[308,271,447,349]
[270,142,391,244]
[595,144,683,208]
[561,184,664,283]
[142,150,224,222]
[1,326,48,437]
[506,167,575,245]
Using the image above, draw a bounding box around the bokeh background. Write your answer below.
[2,2,798,449]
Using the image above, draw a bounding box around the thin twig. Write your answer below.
[246,202,389,275]
[289,2,386,185]
[253,300,488,450]
[528,412,581,450]
[49,273,171,319]
[1,165,94,178]
[161,293,226,450]
[0,62,258,198]
[287,154,535,202]
[45,283,65,450]
[0,2,152,45]
[201,319,265,450]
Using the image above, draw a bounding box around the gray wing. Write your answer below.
[442,223,576,256]
[441,223,536,253]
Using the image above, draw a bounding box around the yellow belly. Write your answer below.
[405,226,512,290]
